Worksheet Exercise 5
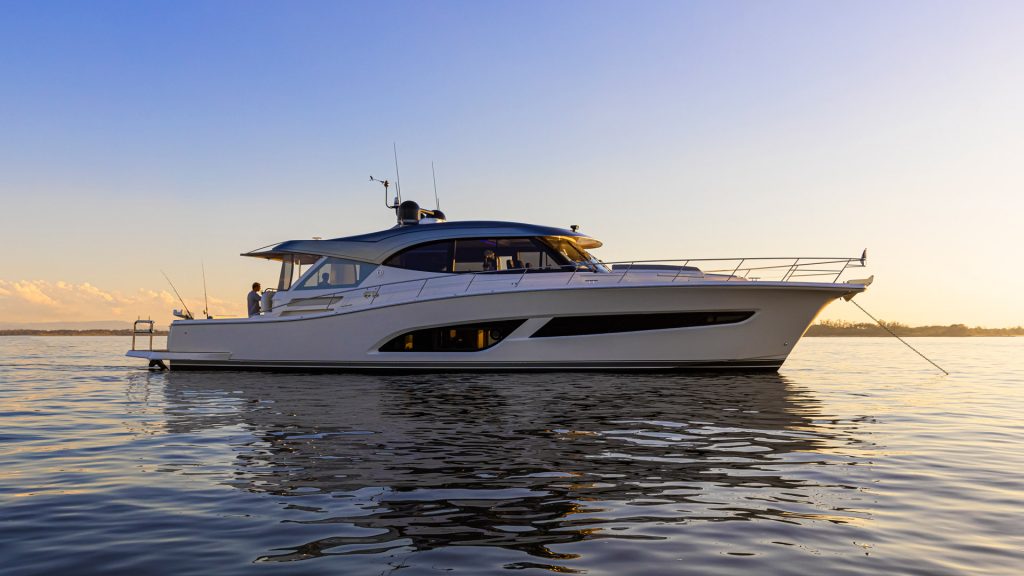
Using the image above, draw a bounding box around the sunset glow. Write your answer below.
[1,1,1022,328]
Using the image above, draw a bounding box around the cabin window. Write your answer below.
[530,311,756,338]
[453,238,569,272]
[277,256,296,291]
[296,258,377,290]
[379,320,526,352]
[537,237,608,272]
[383,240,453,272]
[541,237,590,265]
[384,237,594,274]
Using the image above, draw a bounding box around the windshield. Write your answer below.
[540,237,609,272]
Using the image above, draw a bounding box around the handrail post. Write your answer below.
[617,262,634,284]
[728,259,745,280]
[415,277,430,299]
[671,261,684,282]
[515,266,528,287]
[670,260,691,282]
[781,258,800,282]
[833,258,851,283]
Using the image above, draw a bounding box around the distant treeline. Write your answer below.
[0,329,169,336]
[806,320,1024,337]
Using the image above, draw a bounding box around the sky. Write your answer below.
[1,0,1022,328]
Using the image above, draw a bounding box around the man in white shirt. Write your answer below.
[247,282,261,317]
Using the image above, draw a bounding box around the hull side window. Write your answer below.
[379,320,526,352]
[531,311,755,338]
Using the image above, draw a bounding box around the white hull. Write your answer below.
[130,281,854,372]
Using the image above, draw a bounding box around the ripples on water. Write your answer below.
[0,337,1021,575]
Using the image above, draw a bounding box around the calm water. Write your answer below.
[0,337,1021,575]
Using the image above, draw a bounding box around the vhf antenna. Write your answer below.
[392,142,402,205]
[431,161,440,211]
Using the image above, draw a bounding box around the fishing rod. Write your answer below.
[161,270,194,320]
[201,261,211,319]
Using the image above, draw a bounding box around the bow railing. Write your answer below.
[603,254,867,283]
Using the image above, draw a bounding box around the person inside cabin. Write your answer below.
[482,249,497,271]
[318,272,331,287]
[248,282,261,317]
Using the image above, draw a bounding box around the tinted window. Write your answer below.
[454,238,500,272]
[386,237,580,273]
[296,258,377,290]
[539,237,606,271]
[379,320,526,352]
[531,311,755,338]
[454,238,568,272]
[384,240,453,272]
[542,237,590,263]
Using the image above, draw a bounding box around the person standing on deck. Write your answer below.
[248,282,261,317]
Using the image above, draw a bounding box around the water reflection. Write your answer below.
[158,372,871,565]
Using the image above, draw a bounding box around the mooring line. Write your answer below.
[849,299,949,375]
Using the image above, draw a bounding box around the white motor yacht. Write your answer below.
[128,200,871,372]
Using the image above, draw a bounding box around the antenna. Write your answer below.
[160,270,193,320]
[370,175,392,208]
[392,142,402,205]
[431,161,440,210]
[201,261,211,319]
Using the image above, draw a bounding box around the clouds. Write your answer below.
[0,280,243,325]
[7,281,59,307]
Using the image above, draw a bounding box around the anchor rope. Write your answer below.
[849,299,949,375]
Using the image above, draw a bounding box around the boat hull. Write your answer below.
[141,283,855,372]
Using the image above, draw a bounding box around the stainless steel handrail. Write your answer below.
[259,255,867,316]
[131,319,155,351]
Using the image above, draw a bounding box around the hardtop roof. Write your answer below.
[242,220,603,263]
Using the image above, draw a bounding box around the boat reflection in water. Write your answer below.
[158,372,872,568]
